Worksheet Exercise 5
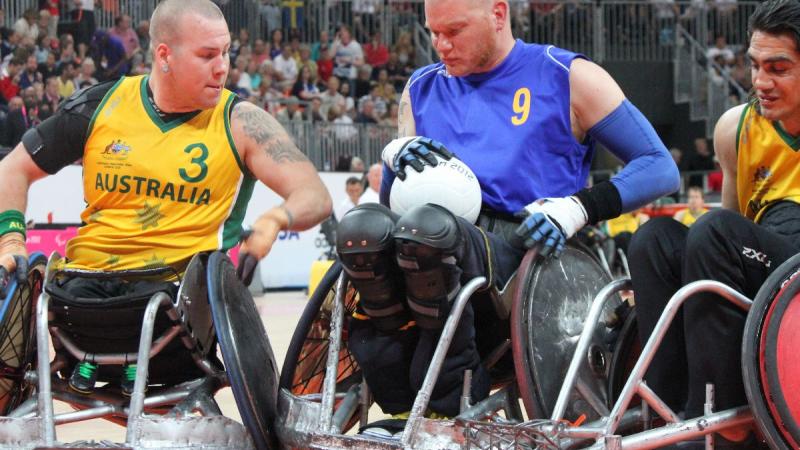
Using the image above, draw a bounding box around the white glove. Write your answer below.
[512,196,588,257]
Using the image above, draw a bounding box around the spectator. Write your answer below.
[38,48,58,79]
[276,96,304,122]
[335,176,364,221]
[329,104,357,141]
[305,96,325,123]
[136,20,151,64]
[673,186,709,227]
[0,58,23,105]
[225,67,249,98]
[319,75,345,119]
[253,38,270,65]
[707,156,723,193]
[70,0,97,49]
[684,137,715,188]
[255,73,283,112]
[90,30,128,81]
[353,63,372,99]
[39,0,59,39]
[669,147,683,168]
[273,43,299,90]
[19,54,42,90]
[392,31,414,71]
[358,163,381,204]
[269,29,283,59]
[706,33,735,65]
[56,61,76,98]
[290,65,320,101]
[350,156,365,173]
[355,98,379,123]
[13,9,39,45]
[73,57,98,87]
[37,10,52,40]
[330,25,363,90]
[42,75,59,112]
[310,29,331,62]
[259,0,281,39]
[338,80,356,116]
[380,101,398,127]
[233,56,253,96]
[34,34,53,64]
[244,58,262,92]
[352,0,381,42]
[289,35,302,63]
[384,50,410,91]
[729,50,752,95]
[297,45,316,82]
[1,30,20,60]
[316,44,333,84]
[109,14,140,58]
[4,86,40,146]
[363,30,389,69]
[357,83,387,117]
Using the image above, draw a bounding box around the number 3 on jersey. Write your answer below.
[511,87,531,126]
[179,143,209,183]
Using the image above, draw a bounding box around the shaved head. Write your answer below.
[150,0,224,49]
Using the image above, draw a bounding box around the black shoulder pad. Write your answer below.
[60,79,118,117]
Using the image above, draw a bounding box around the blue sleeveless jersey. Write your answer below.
[408,40,594,214]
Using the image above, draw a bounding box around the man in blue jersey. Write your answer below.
[336,0,679,425]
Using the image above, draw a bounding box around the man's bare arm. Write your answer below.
[398,81,416,138]
[232,101,331,231]
[0,143,49,214]
[569,58,626,138]
[714,104,746,211]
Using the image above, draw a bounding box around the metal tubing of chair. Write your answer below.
[604,280,752,435]
[552,278,632,421]
[319,272,347,433]
[49,325,182,365]
[36,291,55,445]
[598,406,753,450]
[126,291,172,445]
[8,397,38,418]
[400,276,487,447]
[55,405,120,424]
[637,381,680,424]
[331,383,361,433]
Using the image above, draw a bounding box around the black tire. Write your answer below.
[743,253,800,450]
[279,261,365,432]
[208,252,279,450]
[0,252,46,414]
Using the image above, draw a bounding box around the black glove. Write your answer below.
[0,255,28,298]
[381,136,455,180]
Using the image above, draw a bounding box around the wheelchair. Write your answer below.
[0,251,279,450]
[275,243,637,449]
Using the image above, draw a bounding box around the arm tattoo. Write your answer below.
[235,104,310,164]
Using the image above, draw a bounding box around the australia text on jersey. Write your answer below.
[94,172,212,206]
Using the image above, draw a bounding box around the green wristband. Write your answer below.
[0,210,26,239]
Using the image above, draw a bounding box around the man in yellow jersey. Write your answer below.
[628,1,799,447]
[672,186,709,226]
[0,0,331,396]
[603,206,649,254]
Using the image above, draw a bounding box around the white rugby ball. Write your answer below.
[390,156,482,223]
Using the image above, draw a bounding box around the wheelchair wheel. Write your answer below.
[743,253,800,450]
[511,246,619,422]
[279,261,365,431]
[606,306,641,409]
[0,252,46,414]
[207,252,279,450]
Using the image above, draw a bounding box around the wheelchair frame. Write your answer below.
[276,253,770,450]
[0,253,260,450]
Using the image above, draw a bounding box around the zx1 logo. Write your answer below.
[742,246,771,268]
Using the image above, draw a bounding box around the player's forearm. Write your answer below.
[282,184,332,230]
[0,149,34,214]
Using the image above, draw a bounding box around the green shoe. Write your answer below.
[69,361,98,394]
[121,363,144,396]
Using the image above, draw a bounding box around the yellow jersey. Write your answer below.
[66,75,255,272]
[737,102,800,222]
[675,208,708,226]
[605,212,642,237]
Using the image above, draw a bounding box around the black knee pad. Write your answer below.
[394,204,463,329]
[337,204,410,331]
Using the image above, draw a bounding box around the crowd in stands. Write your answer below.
[0,1,417,153]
